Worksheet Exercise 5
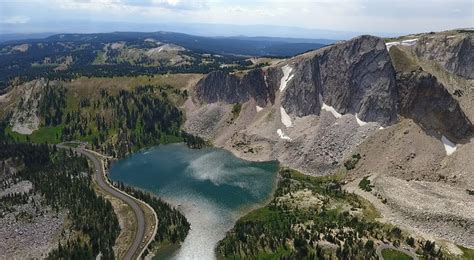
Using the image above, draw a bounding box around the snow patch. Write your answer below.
[319,94,342,118]
[256,106,263,112]
[280,107,293,127]
[144,38,159,43]
[146,47,164,56]
[146,44,185,56]
[386,38,418,50]
[355,114,367,126]
[264,74,268,87]
[379,126,385,130]
[277,129,291,141]
[110,42,125,50]
[385,42,398,50]
[401,38,418,46]
[441,135,457,156]
[279,65,294,92]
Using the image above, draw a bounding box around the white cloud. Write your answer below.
[55,0,125,11]
[226,6,275,17]
[1,15,30,24]
[150,0,208,10]
[54,0,207,11]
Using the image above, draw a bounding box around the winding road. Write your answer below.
[376,242,419,260]
[58,144,147,260]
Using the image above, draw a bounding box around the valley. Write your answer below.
[0,28,473,260]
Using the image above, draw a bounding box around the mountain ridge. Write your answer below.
[184,30,474,249]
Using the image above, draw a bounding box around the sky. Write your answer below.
[0,0,473,38]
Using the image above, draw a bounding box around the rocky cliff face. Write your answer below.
[279,57,322,117]
[195,69,274,106]
[397,69,473,140]
[187,35,401,178]
[282,35,398,125]
[413,32,473,79]
[192,32,474,144]
[187,31,474,178]
[9,79,46,135]
[390,44,473,141]
[197,35,399,126]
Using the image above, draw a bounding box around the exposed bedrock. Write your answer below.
[390,45,473,141]
[195,68,276,107]
[197,35,400,126]
[396,69,473,141]
[283,35,399,125]
[413,33,474,79]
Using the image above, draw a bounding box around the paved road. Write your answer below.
[58,144,146,260]
[376,242,419,260]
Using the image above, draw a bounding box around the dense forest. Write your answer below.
[12,84,188,157]
[217,169,445,259]
[39,83,67,126]
[62,85,184,157]
[0,142,120,259]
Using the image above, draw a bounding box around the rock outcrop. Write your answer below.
[9,79,46,135]
[197,35,399,126]
[390,45,473,141]
[187,35,401,177]
[282,35,399,125]
[195,69,274,106]
[279,57,322,117]
[191,32,474,153]
[396,69,473,140]
[413,32,473,79]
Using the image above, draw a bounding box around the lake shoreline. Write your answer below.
[109,143,279,259]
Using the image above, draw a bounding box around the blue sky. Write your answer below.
[0,0,472,37]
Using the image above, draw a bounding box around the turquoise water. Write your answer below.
[109,143,279,259]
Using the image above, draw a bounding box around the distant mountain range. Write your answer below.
[0,32,57,43]
[1,31,333,57]
[0,31,334,89]
[0,21,382,40]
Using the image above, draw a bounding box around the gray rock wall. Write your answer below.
[197,35,400,126]
[397,70,473,141]
[280,58,322,117]
[282,35,399,125]
[414,33,473,79]
[195,69,273,106]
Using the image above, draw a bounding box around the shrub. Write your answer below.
[344,153,361,170]
[232,103,242,119]
[358,176,374,192]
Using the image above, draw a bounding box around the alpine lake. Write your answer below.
[109,143,279,259]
